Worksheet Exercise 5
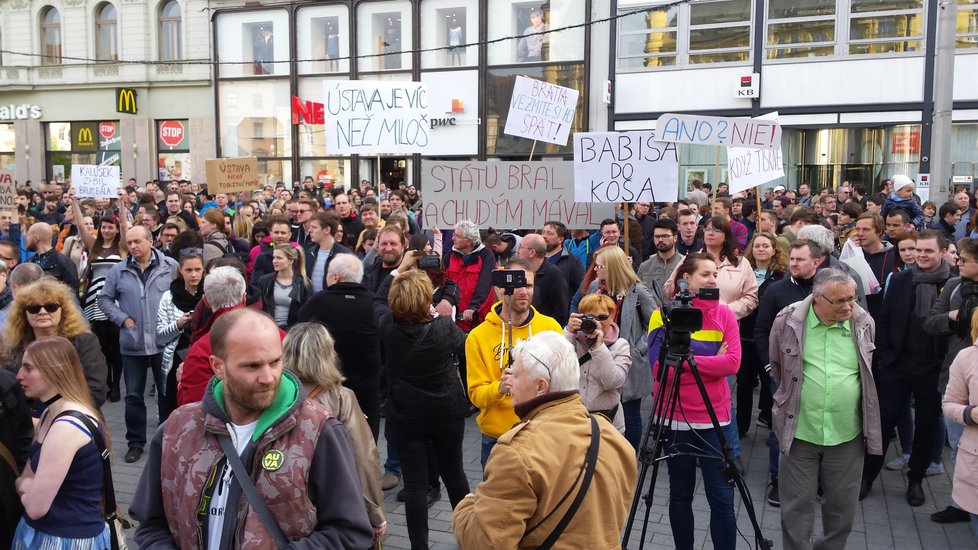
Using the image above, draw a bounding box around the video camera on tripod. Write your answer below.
[659,281,720,354]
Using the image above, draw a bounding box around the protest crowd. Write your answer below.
[3,173,978,550]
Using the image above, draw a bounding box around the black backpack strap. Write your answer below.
[217,434,289,549]
[532,415,601,550]
[53,411,120,523]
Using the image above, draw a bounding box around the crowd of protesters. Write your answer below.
[0,173,977,549]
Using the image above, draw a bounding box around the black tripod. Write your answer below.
[621,321,772,550]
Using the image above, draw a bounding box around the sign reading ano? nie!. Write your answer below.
[205,157,259,194]
[421,160,612,230]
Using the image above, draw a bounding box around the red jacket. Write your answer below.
[177,303,285,406]
[444,244,496,332]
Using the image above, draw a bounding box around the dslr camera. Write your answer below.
[579,314,599,334]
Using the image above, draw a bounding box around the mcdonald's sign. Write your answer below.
[116,88,138,114]
[72,122,98,151]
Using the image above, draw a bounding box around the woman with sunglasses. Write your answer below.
[564,293,631,432]
[12,337,114,550]
[649,253,741,550]
[71,197,127,402]
[5,280,108,409]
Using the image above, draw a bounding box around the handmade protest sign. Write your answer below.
[503,76,579,145]
[655,113,781,150]
[71,165,120,198]
[0,172,14,208]
[421,160,612,230]
[573,131,679,203]
[324,80,430,154]
[726,112,784,194]
[205,157,259,194]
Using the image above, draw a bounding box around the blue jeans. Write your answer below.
[480,434,497,468]
[725,375,740,460]
[384,440,401,476]
[971,514,978,543]
[666,429,736,550]
[122,353,165,449]
[622,398,643,451]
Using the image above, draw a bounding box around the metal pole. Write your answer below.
[928,0,957,205]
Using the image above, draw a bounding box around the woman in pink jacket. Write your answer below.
[943,307,978,542]
[648,253,741,550]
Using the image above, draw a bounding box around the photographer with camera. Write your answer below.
[648,252,741,550]
[564,294,631,433]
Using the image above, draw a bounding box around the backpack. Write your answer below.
[211,240,251,265]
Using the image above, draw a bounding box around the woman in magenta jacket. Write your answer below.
[647,252,741,550]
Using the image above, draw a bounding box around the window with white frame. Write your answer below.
[959,0,978,49]
[95,2,119,61]
[766,0,836,59]
[848,0,924,55]
[159,0,182,61]
[616,0,750,70]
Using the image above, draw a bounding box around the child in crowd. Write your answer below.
[881,174,925,231]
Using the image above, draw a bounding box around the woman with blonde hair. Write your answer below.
[5,280,107,408]
[12,337,114,549]
[282,322,387,544]
[584,245,660,449]
[255,244,310,329]
[231,212,254,245]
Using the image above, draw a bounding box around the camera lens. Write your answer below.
[580,317,597,334]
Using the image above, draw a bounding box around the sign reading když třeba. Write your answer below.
[71,164,120,198]
[324,80,430,154]
[573,131,679,203]
[503,76,579,146]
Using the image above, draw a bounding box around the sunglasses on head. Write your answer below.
[25,303,60,315]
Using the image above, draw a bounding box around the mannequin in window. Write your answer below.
[253,25,274,74]
[517,9,547,62]
[326,20,340,72]
[448,17,463,66]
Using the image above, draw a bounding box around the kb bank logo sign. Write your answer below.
[116,88,138,114]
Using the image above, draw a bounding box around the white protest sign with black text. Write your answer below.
[573,131,679,203]
[726,112,784,194]
[324,80,430,154]
[0,172,14,209]
[503,76,579,145]
[421,160,612,230]
[71,165,120,198]
[655,113,781,150]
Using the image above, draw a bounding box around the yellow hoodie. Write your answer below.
[465,302,563,438]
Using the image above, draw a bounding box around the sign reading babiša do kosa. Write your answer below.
[205,157,259,194]
[71,165,120,198]
[0,172,14,208]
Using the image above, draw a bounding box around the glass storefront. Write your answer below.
[157,119,191,182]
[45,121,121,183]
[0,124,14,173]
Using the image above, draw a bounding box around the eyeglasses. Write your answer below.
[653,234,676,240]
[704,227,721,234]
[583,314,611,321]
[957,257,978,266]
[817,293,857,306]
[25,302,61,315]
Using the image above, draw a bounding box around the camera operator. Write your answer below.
[564,294,631,433]
[647,252,741,550]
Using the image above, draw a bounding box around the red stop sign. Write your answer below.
[99,121,116,139]
[159,120,185,148]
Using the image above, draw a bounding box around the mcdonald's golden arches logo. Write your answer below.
[76,126,95,148]
[116,88,138,114]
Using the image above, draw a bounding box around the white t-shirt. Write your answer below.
[207,421,258,549]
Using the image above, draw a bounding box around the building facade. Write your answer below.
[610,0,978,194]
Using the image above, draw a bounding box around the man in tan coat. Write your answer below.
[453,331,637,549]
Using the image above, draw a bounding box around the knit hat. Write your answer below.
[892,174,914,192]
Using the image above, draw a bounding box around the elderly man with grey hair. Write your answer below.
[298,253,385,439]
[768,268,881,550]
[445,219,496,332]
[175,265,259,407]
[453,331,637,549]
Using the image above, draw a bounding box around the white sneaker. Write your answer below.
[926,462,945,477]
[886,454,910,470]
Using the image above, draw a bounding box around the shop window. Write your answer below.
[0,124,14,173]
[356,1,413,73]
[297,4,350,74]
[617,5,678,69]
[848,0,924,55]
[488,1,585,65]
[215,10,290,77]
[159,0,182,61]
[96,3,119,62]
[766,0,836,59]
[687,0,751,64]
[218,80,292,158]
[298,159,351,191]
[959,0,978,49]
[157,119,190,182]
[421,0,477,68]
[485,64,585,156]
[40,6,62,65]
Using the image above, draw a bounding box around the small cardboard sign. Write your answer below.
[205,157,260,194]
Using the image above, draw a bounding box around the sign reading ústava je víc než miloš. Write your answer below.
[323,80,431,154]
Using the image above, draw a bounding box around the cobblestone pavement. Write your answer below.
[103,388,977,549]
